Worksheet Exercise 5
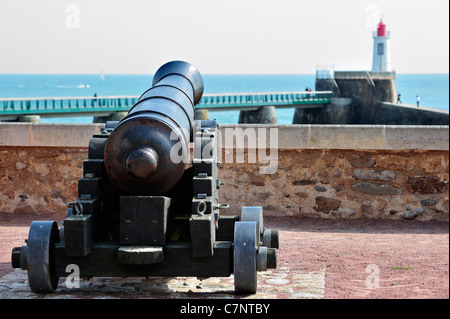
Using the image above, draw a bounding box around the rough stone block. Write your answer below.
[347,154,376,168]
[314,186,327,192]
[293,179,317,186]
[313,196,341,214]
[352,169,395,181]
[407,176,448,194]
[421,198,438,207]
[402,207,425,220]
[352,182,402,195]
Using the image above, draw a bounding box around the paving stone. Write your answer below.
[0,267,325,299]
[289,292,322,299]
[265,278,290,285]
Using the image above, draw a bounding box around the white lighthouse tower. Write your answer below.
[372,19,392,72]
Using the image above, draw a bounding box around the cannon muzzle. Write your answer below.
[104,61,203,195]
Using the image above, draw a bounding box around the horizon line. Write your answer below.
[0,72,449,76]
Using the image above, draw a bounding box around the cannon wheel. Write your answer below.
[233,221,258,294]
[241,206,263,240]
[27,221,60,293]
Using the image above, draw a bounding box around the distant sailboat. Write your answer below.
[100,69,105,81]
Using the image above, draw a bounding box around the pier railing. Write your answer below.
[0,96,136,116]
[0,91,332,119]
[196,91,332,111]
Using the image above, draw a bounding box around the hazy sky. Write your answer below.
[0,0,448,74]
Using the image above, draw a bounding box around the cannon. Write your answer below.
[11,61,279,295]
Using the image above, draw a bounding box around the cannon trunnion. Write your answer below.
[11,61,279,295]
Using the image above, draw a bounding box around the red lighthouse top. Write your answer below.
[377,20,386,37]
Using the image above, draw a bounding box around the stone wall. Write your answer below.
[0,123,448,221]
[219,149,449,221]
[0,146,86,215]
[376,103,450,125]
[292,98,353,124]
[373,77,397,103]
[0,123,102,217]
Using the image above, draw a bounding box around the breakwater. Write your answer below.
[294,71,449,125]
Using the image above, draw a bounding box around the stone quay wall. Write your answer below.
[295,72,449,126]
[0,123,448,221]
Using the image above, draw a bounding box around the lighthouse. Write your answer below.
[372,19,392,72]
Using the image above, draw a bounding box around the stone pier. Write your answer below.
[239,106,277,124]
[294,71,449,125]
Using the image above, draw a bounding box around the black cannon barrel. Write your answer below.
[104,61,204,195]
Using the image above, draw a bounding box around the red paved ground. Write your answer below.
[1,212,448,299]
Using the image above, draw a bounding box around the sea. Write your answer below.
[0,73,448,124]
